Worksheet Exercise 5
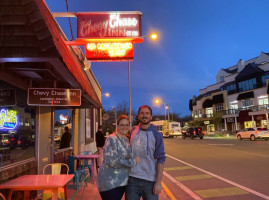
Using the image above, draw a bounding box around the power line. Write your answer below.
[65,0,74,40]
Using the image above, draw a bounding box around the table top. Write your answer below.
[0,174,74,190]
[75,154,100,159]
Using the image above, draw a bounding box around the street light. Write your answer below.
[153,97,169,121]
[103,92,110,98]
[129,33,159,128]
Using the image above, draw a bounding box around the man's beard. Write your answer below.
[140,118,151,125]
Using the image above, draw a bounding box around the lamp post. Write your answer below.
[128,61,132,130]
[153,97,169,121]
[129,33,159,128]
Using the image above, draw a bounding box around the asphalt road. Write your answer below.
[162,136,269,200]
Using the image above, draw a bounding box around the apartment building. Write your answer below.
[189,52,269,134]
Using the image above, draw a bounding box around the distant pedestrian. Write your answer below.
[59,126,72,149]
[97,115,141,200]
[96,125,105,167]
[126,105,166,200]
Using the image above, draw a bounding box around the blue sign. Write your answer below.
[0,109,18,130]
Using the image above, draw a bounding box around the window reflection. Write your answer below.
[54,109,72,149]
[0,105,35,166]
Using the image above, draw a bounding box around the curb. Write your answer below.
[162,182,177,200]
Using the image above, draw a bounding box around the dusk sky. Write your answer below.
[46,0,269,117]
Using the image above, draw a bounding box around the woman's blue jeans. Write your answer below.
[125,176,159,200]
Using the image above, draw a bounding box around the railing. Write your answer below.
[194,104,269,119]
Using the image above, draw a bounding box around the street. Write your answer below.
[163,137,269,200]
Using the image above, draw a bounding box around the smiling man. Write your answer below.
[126,105,166,200]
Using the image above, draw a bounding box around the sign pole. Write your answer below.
[128,61,132,130]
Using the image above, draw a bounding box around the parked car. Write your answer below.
[182,127,204,139]
[8,127,33,149]
[236,127,269,141]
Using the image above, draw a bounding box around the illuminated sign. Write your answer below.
[77,12,142,38]
[59,114,68,124]
[0,109,18,130]
[28,88,81,106]
[85,42,134,61]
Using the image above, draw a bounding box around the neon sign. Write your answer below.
[77,12,142,38]
[109,14,138,28]
[59,114,68,124]
[0,109,18,130]
[85,42,134,61]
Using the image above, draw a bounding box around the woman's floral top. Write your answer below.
[97,133,135,192]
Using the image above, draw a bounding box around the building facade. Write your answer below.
[189,52,269,134]
[0,0,103,197]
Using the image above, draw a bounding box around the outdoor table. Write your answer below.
[0,174,74,200]
[74,154,100,184]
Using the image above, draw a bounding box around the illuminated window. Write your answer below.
[258,96,268,105]
[242,99,253,109]
[215,104,224,111]
[206,108,213,117]
[198,109,202,117]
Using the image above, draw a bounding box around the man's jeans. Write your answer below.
[125,176,158,200]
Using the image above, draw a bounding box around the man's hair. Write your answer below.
[117,115,130,125]
[64,126,69,132]
[138,105,152,115]
[98,125,102,129]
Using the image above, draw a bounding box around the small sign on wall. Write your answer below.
[28,88,81,106]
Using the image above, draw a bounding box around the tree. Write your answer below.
[212,111,223,133]
[102,100,136,134]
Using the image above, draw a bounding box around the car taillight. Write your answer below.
[11,138,15,141]
[18,140,21,144]
[193,130,196,134]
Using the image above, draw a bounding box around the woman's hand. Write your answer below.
[135,157,142,164]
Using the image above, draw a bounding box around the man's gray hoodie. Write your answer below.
[129,124,166,181]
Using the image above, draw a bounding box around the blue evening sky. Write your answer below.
[46,0,269,117]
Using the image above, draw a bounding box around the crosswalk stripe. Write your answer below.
[164,166,192,171]
[176,174,213,181]
[195,187,249,198]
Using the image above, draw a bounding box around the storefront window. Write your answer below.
[54,109,72,149]
[0,106,36,166]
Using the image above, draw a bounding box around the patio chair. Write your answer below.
[80,151,92,177]
[70,174,89,200]
[68,155,87,189]
[0,193,6,200]
[42,163,69,200]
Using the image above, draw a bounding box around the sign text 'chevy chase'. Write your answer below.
[77,12,142,38]
[28,88,81,106]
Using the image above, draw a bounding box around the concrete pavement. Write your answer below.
[67,176,171,200]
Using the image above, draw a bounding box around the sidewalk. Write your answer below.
[67,177,171,200]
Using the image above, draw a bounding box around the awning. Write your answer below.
[212,94,224,104]
[202,99,213,108]
[237,91,254,100]
[238,110,251,123]
[254,114,266,121]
